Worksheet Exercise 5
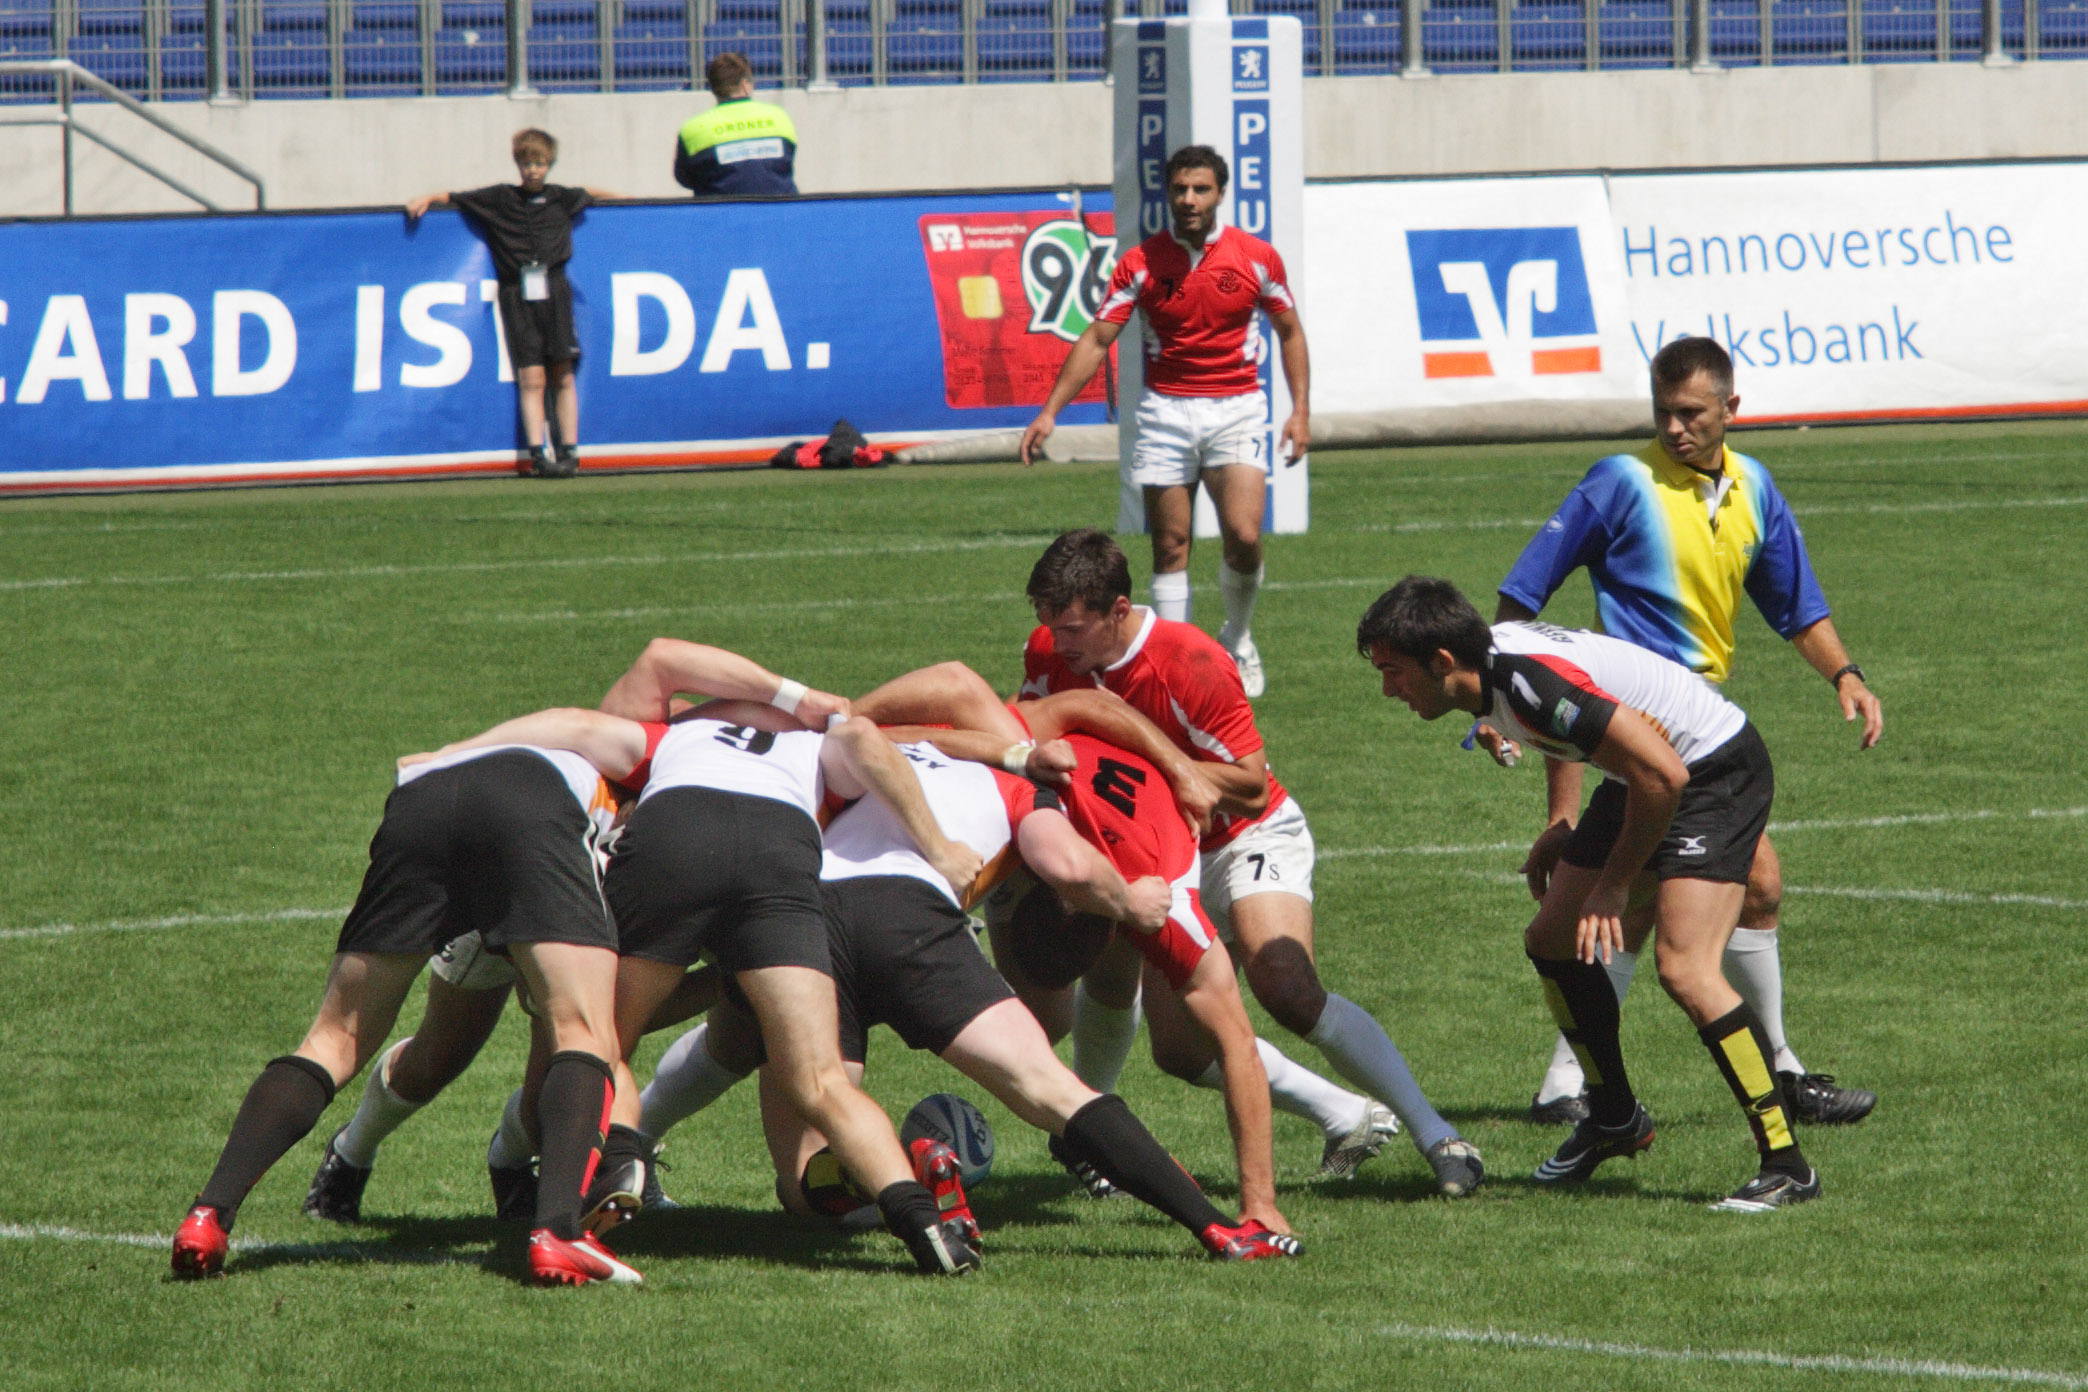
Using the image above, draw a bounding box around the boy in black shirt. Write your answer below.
[407,129,616,478]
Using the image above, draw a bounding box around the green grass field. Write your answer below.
[1,423,2082,1392]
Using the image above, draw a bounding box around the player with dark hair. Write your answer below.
[1020,144,1309,698]
[1359,576,1820,1211]
[1492,334,1879,1127]
[674,52,798,198]
[1017,530,1482,1198]
[637,733,1300,1259]
[172,708,644,1285]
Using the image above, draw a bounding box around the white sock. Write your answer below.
[1150,569,1191,623]
[639,1023,750,1137]
[1307,993,1456,1154]
[1070,982,1142,1094]
[1216,561,1264,651]
[334,1037,423,1168]
[1536,1033,1585,1105]
[1724,928,1802,1074]
[1254,1036,1372,1137]
[487,1086,536,1171]
[1537,949,1637,1102]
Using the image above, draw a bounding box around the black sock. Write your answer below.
[598,1123,648,1184]
[1699,1003,1809,1177]
[1530,955,1636,1128]
[534,1051,615,1240]
[875,1179,940,1239]
[1063,1094,1227,1235]
[196,1055,337,1227]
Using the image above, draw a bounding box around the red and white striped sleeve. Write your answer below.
[1096,244,1149,326]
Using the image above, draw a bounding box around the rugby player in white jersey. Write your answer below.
[638,735,1300,1259]
[172,709,645,1285]
[295,642,857,1230]
[1358,577,1819,1211]
[437,691,988,1273]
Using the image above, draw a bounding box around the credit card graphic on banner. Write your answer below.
[918,211,1118,409]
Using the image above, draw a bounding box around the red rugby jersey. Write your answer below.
[1019,607,1288,850]
[1095,225,1295,398]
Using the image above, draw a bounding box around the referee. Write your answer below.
[1494,336,1880,1129]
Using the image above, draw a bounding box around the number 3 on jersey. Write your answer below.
[1091,757,1147,816]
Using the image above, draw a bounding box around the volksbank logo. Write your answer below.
[1406,227,1603,380]
[1020,219,1117,343]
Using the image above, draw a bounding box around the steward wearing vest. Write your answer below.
[674,52,798,198]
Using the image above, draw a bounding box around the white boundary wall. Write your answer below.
[8,61,2088,217]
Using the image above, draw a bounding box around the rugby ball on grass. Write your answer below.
[901,1093,995,1187]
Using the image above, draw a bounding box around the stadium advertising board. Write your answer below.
[1605,163,2088,422]
[1303,177,1644,419]
[0,192,1116,492]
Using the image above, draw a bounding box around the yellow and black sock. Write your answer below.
[1529,955,1636,1127]
[1699,1003,1809,1178]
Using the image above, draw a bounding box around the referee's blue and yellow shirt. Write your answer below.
[1498,442,1830,685]
[673,97,798,198]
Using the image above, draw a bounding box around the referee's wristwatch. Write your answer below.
[1830,663,1866,687]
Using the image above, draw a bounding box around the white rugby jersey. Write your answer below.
[1484,621,1747,767]
[397,744,621,845]
[634,717,826,823]
[820,742,1056,907]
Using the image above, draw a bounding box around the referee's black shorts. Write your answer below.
[605,785,830,977]
[1562,722,1774,885]
[825,875,1014,1064]
[335,750,614,958]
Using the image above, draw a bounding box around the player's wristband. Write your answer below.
[1829,663,1866,688]
[770,678,807,715]
[1001,742,1036,776]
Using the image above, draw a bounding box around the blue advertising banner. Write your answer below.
[0,190,1115,493]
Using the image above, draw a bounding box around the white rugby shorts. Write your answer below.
[1128,390,1269,488]
[1200,797,1315,939]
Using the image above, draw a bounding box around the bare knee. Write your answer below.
[1242,938,1326,1037]
[1151,531,1191,573]
[1150,1035,1213,1082]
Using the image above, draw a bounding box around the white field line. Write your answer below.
[0,532,1057,594]
[1372,1321,2087,1390]
[1321,805,2085,860]
[4,809,2078,945]
[0,907,345,943]
[7,493,2086,595]
[0,1223,489,1267]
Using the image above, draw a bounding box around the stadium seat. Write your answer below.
[65,30,148,89]
[614,15,689,87]
[1510,2,1585,70]
[1331,4,1401,71]
[703,19,784,77]
[433,26,505,88]
[251,33,331,92]
[1600,0,1676,67]
[259,0,333,33]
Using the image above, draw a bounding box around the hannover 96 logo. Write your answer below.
[1021,219,1118,343]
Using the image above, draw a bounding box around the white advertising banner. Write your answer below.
[1605,163,2088,422]
[1303,176,1643,416]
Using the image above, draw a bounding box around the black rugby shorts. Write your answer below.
[1561,722,1774,885]
[824,875,1015,1063]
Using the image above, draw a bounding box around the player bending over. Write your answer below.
[1358,577,1819,1211]
[855,663,1404,1184]
[1016,533,1482,1197]
[639,735,1299,1258]
[173,709,641,1286]
[296,642,862,1229]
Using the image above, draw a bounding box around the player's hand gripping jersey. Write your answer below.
[821,742,1058,909]
[1020,607,1288,852]
[1048,732,1216,989]
[1482,621,1748,766]
[1499,444,1830,685]
[1095,226,1296,398]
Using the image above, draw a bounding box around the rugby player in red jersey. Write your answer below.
[1358,576,1818,1211]
[1020,144,1310,698]
[1014,531,1484,1198]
